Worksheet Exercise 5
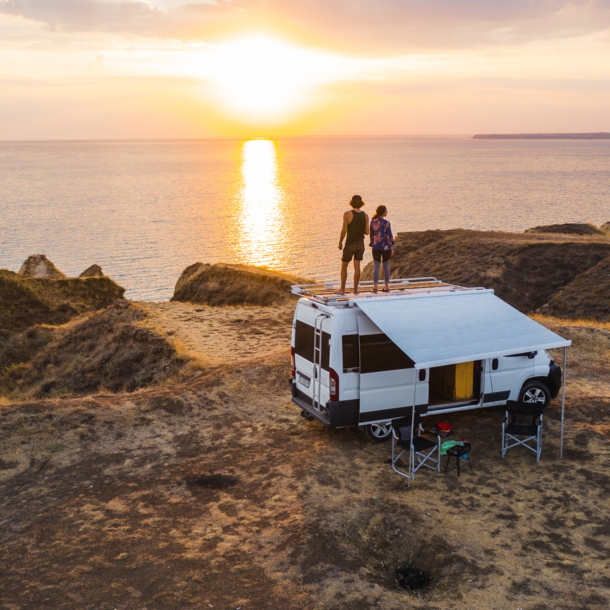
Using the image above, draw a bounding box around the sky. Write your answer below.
[1,0,610,138]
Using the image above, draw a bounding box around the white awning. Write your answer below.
[356,291,571,369]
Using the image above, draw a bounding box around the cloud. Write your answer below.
[0,0,238,38]
[1,0,610,50]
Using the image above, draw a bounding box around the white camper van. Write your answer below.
[290,278,569,442]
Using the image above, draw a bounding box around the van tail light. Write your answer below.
[329,368,339,401]
[290,347,296,378]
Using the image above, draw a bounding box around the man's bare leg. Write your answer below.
[336,261,349,295]
[353,260,361,295]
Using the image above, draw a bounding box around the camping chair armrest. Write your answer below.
[419,425,435,436]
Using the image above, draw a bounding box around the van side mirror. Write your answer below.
[492,358,498,370]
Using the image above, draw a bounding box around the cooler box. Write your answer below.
[430,362,474,401]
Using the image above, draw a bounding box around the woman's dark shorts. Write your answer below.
[372,248,391,263]
[342,240,365,262]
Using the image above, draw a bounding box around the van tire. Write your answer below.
[519,380,551,410]
[363,422,392,443]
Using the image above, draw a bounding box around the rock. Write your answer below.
[525,223,605,236]
[79,264,105,278]
[601,222,610,235]
[18,255,66,279]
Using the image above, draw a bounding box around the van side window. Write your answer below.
[294,321,330,370]
[360,333,415,373]
[342,335,360,372]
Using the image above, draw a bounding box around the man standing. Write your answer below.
[337,195,369,295]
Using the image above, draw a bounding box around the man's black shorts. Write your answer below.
[342,240,365,263]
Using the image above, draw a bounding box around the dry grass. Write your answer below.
[539,257,610,322]
[1,313,609,609]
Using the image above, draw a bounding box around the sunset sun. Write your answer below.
[201,34,347,122]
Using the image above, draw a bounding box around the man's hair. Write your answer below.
[350,195,364,208]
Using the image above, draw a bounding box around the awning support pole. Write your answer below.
[560,346,567,459]
[409,375,417,488]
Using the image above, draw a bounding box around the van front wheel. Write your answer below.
[519,380,551,410]
[363,422,392,443]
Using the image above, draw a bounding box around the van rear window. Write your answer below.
[360,333,414,373]
[294,320,330,370]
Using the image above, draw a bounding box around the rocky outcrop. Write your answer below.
[79,264,105,278]
[362,228,610,320]
[19,255,67,279]
[601,222,610,235]
[171,263,310,307]
[525,223,605,236]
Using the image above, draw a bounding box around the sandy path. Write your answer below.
[140,301,295,364]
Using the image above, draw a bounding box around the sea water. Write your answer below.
[1,137,608,300]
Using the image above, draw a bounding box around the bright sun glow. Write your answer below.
[202,34,349,122]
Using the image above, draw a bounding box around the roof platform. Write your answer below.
[291,277,485,306]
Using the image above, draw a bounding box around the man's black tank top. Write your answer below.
[346,210,366,244]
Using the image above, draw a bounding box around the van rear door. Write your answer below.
[357,315,428,423]
[293,310,331,415]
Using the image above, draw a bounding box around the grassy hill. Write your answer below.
[171,262,310,307]
[0,269,125,339]
[0,301,189,401]
[362,229,610,321]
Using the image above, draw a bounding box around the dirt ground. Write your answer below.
[1,303,609,609]
[139,302,295,365]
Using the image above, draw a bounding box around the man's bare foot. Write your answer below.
[353,290,359,296]
[334,290,345,296]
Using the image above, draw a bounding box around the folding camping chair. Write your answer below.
[501,405,546,462]
[391,413,441,485]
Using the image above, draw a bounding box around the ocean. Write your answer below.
[1,137,609,301]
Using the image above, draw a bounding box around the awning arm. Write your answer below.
[560,346,567,459]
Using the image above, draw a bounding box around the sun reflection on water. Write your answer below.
[235,139,287,268]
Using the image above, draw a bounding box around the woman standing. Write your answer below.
[369,205,395,292]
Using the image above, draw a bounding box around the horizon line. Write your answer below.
[0,134,477,143]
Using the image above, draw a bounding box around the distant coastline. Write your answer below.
[473,133,610,139]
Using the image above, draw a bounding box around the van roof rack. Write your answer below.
[291,277,485,305]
